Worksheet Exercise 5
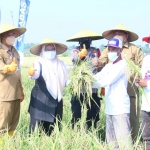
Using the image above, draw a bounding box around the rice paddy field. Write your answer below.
[0,56,145,150]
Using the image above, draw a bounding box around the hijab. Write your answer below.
[38,44,68,101]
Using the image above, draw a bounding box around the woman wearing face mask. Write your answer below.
[0,23,26,139]
[28,38,68,136]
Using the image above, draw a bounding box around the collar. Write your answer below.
[1,43,14,52]
[123,42,129,48]
[113,58,122,64]
[1,43,9,51]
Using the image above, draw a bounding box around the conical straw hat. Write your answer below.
[0,23,26,38]
[30,38,67,56]
[102,24,138,42]
[66,29,103,42]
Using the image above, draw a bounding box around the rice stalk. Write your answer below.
[65,59,95,106]
[124,57,150,108]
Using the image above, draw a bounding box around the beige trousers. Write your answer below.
[106,114,132,149]
[0,100,20,135]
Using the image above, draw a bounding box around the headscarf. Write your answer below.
[38,44,68,101]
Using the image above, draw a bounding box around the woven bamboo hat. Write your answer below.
[30,38,67,56]
[0,23,26,38]
[66,29,103,42]
[102,24,138,42]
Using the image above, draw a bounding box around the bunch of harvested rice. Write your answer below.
[125,57,142,79]
[66,59,95,105]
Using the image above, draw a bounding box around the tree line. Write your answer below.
[23,43,150,57]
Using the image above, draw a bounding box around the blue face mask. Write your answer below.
[108,52,119,62]
[43,51,56,59]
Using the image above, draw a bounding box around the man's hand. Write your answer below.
[135,76,147,87]
[79,44,87,59]
[20,91,24,102]
[137,79,147,87]
[135,76,140,83]
[28,63,37,76]
[100,87,105,96]
[20,86,24,102]
[9,57,18,72]
[4,65,10,73]
[4,57,18,73]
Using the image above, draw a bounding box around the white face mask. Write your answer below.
[43,51,56,59]
[108,52,119,62]
[6,36,15,46]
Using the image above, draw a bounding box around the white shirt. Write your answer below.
[93,59,130,115]
[140,55,150,112]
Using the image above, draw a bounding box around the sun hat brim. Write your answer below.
[0,23,26,38]
[102,24,138,42]
[66,29,103,42]
[30,38,67,56]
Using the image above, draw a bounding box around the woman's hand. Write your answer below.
[28,63,37,76]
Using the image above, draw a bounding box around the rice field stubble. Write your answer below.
[0,56,144,150]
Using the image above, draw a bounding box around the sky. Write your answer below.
[1,0,150,47]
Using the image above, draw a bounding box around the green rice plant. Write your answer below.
[0,57,144,149]
[125,57,142,78]
[125,57,150,108]
[65,59,95,106]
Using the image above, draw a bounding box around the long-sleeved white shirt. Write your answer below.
[141,55,150,112]
[93,59,130,115]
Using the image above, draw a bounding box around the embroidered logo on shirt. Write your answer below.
[145,70,150,80]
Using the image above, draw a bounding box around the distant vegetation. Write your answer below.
[23,43,150,57]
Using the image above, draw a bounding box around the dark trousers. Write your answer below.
[141,110,150,150]
[29,118,54,136]
[71,93,101,129]
[29,100,63,136]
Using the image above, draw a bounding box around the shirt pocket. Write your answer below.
[3,57,13,64]
[122,51,135,62]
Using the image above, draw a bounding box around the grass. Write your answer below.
[0,56,144,149]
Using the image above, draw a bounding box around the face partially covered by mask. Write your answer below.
[108,51,119,62]
[6,36,15,46]
[43,51,56,59]
[43,44,56,59]
[1,30,17,46]
[107,38,122,62]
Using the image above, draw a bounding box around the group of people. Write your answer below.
[0,22,150,149]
